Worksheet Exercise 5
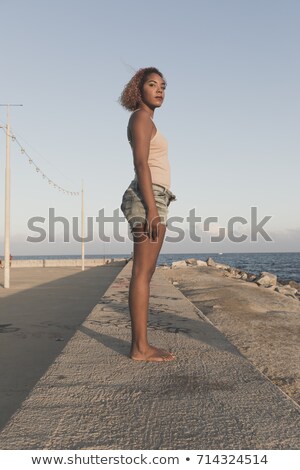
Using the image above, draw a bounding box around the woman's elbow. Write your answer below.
[134,161,149,173]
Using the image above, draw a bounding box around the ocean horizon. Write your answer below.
[5,252,300,283]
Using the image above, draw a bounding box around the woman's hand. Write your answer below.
[145,208,161,240]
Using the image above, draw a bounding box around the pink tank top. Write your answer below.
[128,111,171,189]
[146,127,170,189]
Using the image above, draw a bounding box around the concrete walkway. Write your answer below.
[0,261,299,449]
[0,262,125,430]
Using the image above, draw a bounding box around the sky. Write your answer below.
[0,0,299,256]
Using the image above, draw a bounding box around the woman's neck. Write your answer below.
[139,104,154,119]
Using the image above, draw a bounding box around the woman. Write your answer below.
[119,67,177,362]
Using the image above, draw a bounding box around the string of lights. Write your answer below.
[0,125,80,196]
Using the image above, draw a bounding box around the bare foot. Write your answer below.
[130,344,176,362]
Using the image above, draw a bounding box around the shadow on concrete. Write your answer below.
[0,262,125,431]
[79,324,130,357]
[79,272,243,360]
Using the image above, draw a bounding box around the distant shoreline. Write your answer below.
[1,252,300,282]
[2,250,299,259]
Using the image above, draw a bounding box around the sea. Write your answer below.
[11,252,300,283]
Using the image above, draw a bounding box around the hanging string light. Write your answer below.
[0,126,80,196]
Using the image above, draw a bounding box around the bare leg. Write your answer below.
[129,223,175,362]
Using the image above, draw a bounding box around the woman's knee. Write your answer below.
[132,263,155,282]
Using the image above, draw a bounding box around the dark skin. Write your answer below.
[127,73,176,362]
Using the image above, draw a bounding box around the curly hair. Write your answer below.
[119,67,166,111]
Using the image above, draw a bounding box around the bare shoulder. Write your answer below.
[128,109,153,134]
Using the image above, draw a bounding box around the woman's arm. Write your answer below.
[128,110,160,239]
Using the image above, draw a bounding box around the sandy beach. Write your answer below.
[161,263,300,405]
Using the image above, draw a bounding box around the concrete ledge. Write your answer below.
[10,260,44,268]
[0,261,299,449]
[44,259,111,267]
[9,258,128,268]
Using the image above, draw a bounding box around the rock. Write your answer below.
[226,267,235,274]
[172,281,179,286]
[275,286,298,296]
[185,258,198,266]
[225,267,242,279]
[171,260,187,269]
[261,271,277,278]
[206,257,216,266]
[196,260,207,267]
[288,280,300,290]
[215,263,231,270]
[247,273,257,282]
[240,272,248,280]
[286,294,298,300]
[256,272,277,287]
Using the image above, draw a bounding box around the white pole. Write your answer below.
[0,103,22,288]
[4,106,11,288]
[81,180,85,271]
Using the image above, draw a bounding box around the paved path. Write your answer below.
[0,262,125,430]
[0,261,299,449]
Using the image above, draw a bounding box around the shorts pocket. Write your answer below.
[152,188,165,197]
[154,194,168,211]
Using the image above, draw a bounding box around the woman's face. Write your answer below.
[140,73,166,109]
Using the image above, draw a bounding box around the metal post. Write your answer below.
[4,107,11,288]
[0,104,23,288]
[81,180,85,271]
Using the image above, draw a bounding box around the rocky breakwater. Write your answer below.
[168,257,300,302]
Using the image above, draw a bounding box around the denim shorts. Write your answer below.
[120,179,177,232]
